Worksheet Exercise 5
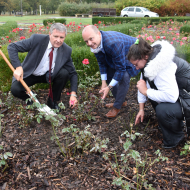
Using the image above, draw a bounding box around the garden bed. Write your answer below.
[0,83,190,189]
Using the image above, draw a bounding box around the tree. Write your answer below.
[0,0,8,15]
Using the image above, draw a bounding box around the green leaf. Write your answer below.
[131,150,141,160]
[5,152,13,157]
[37,117,41,123]
[123,140,132,151]
[3,154,8,160]
[1,160,6,165]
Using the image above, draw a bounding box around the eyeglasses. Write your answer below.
[133,60,140,68]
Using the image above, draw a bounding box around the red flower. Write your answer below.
[66,92,71,95]
[2,38,4,40]
[9,39,11,43]
[20,36,25,40]
[78,25,81,29]
[98,21,101,24]
[82,59,89,65]
[6,36,9,38]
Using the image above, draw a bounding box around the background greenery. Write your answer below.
[0,0,190,17]
[0,18,190,92]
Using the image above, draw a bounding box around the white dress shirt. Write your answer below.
[33,42,58,76]
[138,62,179,104]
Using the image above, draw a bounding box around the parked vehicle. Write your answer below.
[120,7,159,17]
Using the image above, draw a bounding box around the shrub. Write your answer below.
[0,21,18,37]
[0,21,18,44]
[93,17,190,26]
[71,45,99,77]
[64,31,86,47]
[101,23,143,36]
[180,25,190,36]
[92,17,146,25]
[176,44,190,63]
[58,2,91,16]
[43,18,66,26]
[58,2,115,16]
[0,45,28,92]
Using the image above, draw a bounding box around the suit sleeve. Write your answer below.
[7,34,34,68]
[63,50,78,92]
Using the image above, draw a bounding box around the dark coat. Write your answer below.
[7,34,78,92]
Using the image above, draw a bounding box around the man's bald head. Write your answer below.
[82,25,99,35]
[82,25,101,49]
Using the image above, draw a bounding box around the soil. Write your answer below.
[0,83,190,190]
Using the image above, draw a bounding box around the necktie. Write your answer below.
[48,47,54,101]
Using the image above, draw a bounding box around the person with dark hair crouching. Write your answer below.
[127,37,190,149]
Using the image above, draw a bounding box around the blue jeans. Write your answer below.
[107,67,131,109]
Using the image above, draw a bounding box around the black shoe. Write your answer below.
[163,134,185,149]
[47,97,61,113]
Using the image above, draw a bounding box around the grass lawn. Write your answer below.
[0,14,92,25]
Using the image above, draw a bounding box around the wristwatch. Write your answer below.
[108,85,113,90]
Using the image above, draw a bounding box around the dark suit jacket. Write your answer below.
[7,34,78,92]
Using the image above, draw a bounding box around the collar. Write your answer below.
[48,41,58,51]
[144,40,176,81]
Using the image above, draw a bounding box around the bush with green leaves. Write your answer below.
[62,124,109,155]
[0,45,27,92]
[43,18,66,26]
[180,141,190,156]
[0,21,18,39]
[58,2,91,16]
[180,24,190,36]
[176,44,190,63]
[58,2,115,16]
[92,16,190,25]
[92,17,149,25]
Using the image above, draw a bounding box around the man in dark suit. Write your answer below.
[82,25,140,118]
[8,23,78,111]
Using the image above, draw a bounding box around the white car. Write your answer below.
[121,7,159,17]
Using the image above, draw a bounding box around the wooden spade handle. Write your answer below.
[0,49,32,94]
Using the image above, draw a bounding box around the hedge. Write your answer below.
[92,16,190,25]
[43,18,66,26]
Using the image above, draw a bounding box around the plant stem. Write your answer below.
[52,125,66,157]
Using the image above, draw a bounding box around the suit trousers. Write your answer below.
[11,67,69,102]
[153,102,184,147]
[106,67,131,109]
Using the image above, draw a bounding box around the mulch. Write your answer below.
[0,83,190,190]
